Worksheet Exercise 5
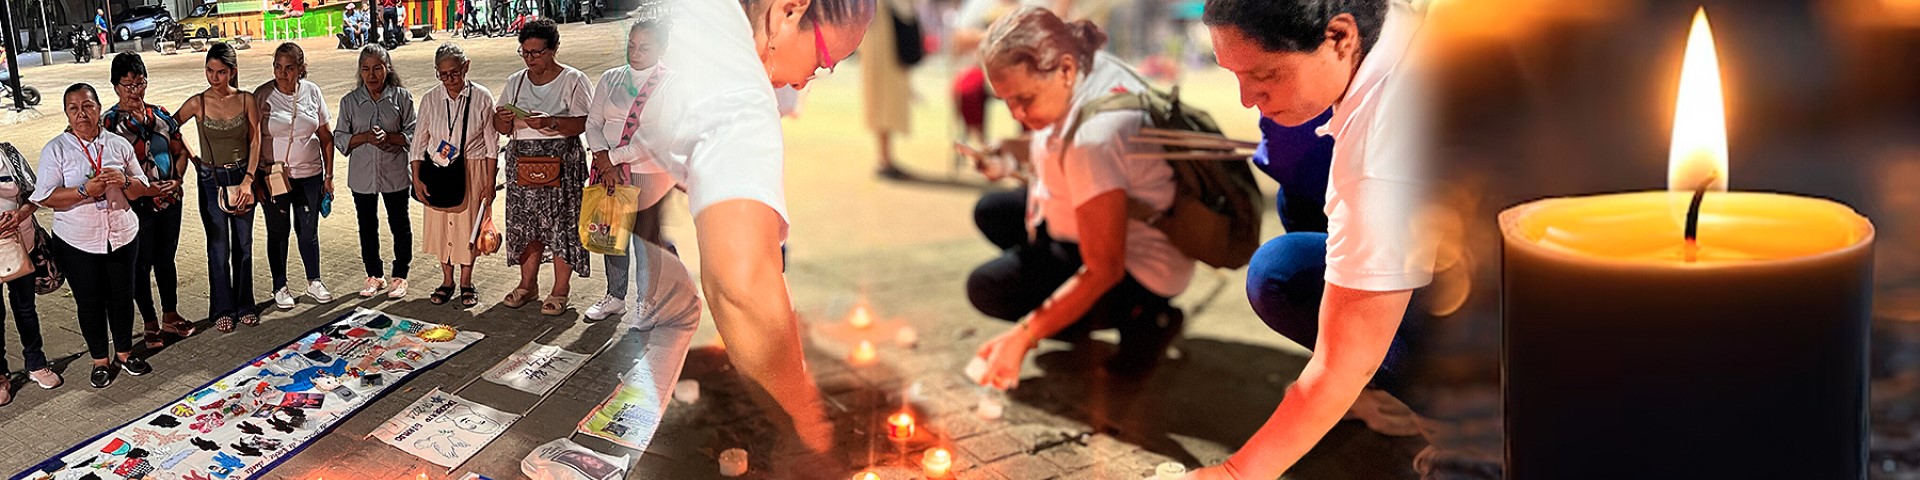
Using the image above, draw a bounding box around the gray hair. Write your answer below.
[356,44,403,90]
[434,42,469,65]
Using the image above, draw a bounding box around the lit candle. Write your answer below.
[852,472,880,480]
[922,448,953,477]
[849,341,877,365]
[849,304,873,329]
[886,412,916,441]
[1500,9,1872,479]
[1153,462,1187,480]
[718,448,748,477]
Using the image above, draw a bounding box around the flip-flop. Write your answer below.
[215,316,235,333]
[458,286,479,309]
[162,313,198,337]
[428,285,455,305]
[502,288,536,309]
[144,321,165,348]
[540,295,567,316]
[239,313,260,326]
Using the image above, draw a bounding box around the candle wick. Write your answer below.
[1683,174,1716,262]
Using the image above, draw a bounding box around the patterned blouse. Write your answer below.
[103,103,187,182]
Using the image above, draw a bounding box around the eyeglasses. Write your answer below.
[811,17,836,75]
[436,68,468,80]
[517,48,548,58]
[116,80,146,90]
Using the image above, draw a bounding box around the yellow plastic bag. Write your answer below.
[580,185,642,256]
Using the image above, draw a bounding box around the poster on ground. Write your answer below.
[371,388,523,469]
[481,342,590,396]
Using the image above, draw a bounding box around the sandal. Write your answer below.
[428,285,455,305]
[239,312,260,326]
[502,288,536,309]
[458,286,479,309]
[215,316,236,333]
[540,295,568,316]
[143,320,165,348]
[161,312,197,337]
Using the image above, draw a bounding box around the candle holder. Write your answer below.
[718,448,748,477]
[922,448,953,478]
[849,341,877,365]
[886,412,915,442]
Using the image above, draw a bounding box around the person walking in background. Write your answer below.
[174,43,262,334]
[862,0,916,179]
[255,43,336,311]
[35,83,160,388]
[94,10,108,53]
[583,17,675,322]
[492,19,593,317]
[334,45,416,300]
[103,52,196,346]
[413,43,499,309]
[0,142,58,403]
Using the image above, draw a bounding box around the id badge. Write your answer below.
[435,140,459,164]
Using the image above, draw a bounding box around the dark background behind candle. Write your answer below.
[1422,0,1920,474]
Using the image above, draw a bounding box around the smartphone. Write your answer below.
[954,142,987,167]
[501,104,534,118]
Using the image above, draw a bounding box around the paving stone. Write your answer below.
[956,431,1028,465]
[989,453,1068,480]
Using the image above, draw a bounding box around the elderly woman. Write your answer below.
[582,16,674,322]
[102,52,195,345]
[334,44,416,300]
[0,142,57,402]
[34,84,159,389]
[257,42,337,310]
[491,18,592,316]
[174,42,263,334]
[968,7,1192,387]
[412,43,499,308]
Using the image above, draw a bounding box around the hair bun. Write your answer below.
[1070,20,1107,51]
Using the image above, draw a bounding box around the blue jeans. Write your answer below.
[199,171,256,319]
[1246,232,1428,399]
[603,202,666,299]
[0,275,45,373]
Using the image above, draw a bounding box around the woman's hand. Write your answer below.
[973,325,1035,390]
[411,179,429,203]
[524,114,552,132]
[0,211,28,233]
[592,153,621,189]
[83,174,114,198]
[233,187,255,208]
[324,177,335,196]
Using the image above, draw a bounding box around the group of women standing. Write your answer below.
[0,18,622,400]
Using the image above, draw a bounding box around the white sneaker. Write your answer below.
[584,295,626,320]
[386,277,408,299]
[1345,388,1421,437]
[359,277,386,297]
[273,287,296,310]
[307,280,333,303]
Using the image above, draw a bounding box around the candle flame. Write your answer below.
[854,472,880,480]
[1669,7,1729,193]
[849,305,873,329]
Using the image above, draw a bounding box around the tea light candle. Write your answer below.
[852,473,880,480]
[886,412,916,441]
[1501,9,1872,479]
[1153,462,1187,479]
[976,394,1004,420]
[718,448,748,477]
[849,341,877,365]
[922,448,954,477]
[849,305,874,329]
[673,379,701,404]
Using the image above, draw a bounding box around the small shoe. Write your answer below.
[502,288,536,309]
[28,369,60,389]
[239,312,261,327]
[119,356,152,376]
[143,319,166,348]
[458,286,479,309]
[584,295,625,321]
[273,287,297,310]
[359,277,387,297]
[161,312,196,337]
[89,365,113,388]
[215,316,236,333]
[307,280,334,303]
[428,285,455,305]
[387,278,408,299]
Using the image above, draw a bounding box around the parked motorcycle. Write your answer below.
[1,81,42,108]
[579,0,603,24]
[69,28,95,64]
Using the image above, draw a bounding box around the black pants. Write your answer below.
[53,236,137,360]
[966,189,1171,338]
[354,190,411,279]
[266,175,325,290]
[133,202,181,323]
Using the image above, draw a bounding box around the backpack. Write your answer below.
[890,3,924,67]
[1060,75,1264,269]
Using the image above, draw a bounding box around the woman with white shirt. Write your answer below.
[0,143,58,403]
[33,84,159,389]
[581,17,674,322]
[411,43,499,309]
[622,0,874,460]
[491,18,593,317]
[968,8,1193,387]
[256,42,338,310]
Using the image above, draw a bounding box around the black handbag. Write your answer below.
[419,93,471,210]
[28,226,62,295]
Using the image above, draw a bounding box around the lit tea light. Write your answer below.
[852,472,880,480]
[849,304,874,329]
[718,448,749,477]
[1154,462,1188,479]
[886,412,916,441]
[850,341,877,365]
[922,448,954,477]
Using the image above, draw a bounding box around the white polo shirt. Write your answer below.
[1318,0,1436,292]
[640,0,789,232]
[31,132,147,254]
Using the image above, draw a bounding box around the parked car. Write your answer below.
[111,4,172,41]
[177,0,225,38]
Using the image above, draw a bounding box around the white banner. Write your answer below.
[481,342,591,396]
[371,388,522,468]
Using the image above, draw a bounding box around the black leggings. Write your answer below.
[966,190,1171,339]
[53,236,137,360]
[133,202,181,323]
[354,190,412,279]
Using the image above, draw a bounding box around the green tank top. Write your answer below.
[198,114,251,168]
